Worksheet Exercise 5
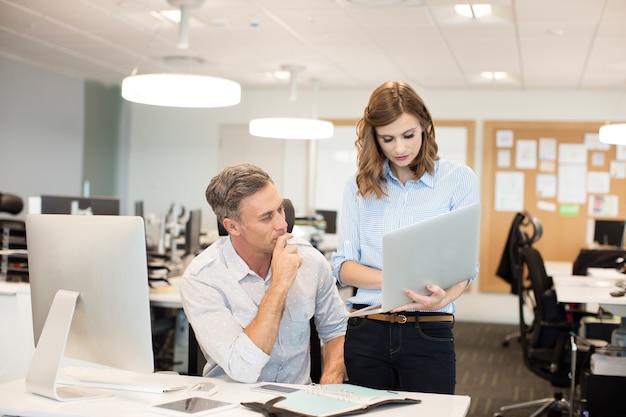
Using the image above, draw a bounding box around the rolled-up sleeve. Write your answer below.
[180,245,270,383]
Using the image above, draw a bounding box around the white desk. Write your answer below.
[0,376,471,417]
[149,276,183,309]
[552,275,626,318]
[0,282,35,384]
[587,267,626,280]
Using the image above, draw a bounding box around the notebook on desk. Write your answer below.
[348,203,481,318]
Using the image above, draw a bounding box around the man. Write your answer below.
[181,164,347,384]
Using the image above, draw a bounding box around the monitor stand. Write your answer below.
[25,289,110,401]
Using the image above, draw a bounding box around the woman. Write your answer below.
[331,81,479,394]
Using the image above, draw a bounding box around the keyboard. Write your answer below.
[58,366,190,393]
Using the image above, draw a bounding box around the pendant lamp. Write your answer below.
[249,66,333,140]
[121,0,241,108]
[598,123,626,145]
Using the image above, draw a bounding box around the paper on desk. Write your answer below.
[591,353,626,377]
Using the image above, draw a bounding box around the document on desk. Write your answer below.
[242,384,420,417]
[58,366,190,393]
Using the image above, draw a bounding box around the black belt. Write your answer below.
[350,307,453,324]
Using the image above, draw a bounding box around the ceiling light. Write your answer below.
[599,123,626,145]
[249,118,334,140]
[249,69,333,140]
[455,4,492,19]
[121,73,240,108]
[270,70,291,81]
[155,9,181,23]
[122,0,241,108]
[481,71,507,81]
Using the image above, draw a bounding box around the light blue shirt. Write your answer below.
[331,159,480,314]
[181,236,347,384]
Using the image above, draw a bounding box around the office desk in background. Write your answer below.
[0,376,471,417]
[149,276,183,309]
[149,277,190,374]
[551,272,626,417]
[552,274,626,317]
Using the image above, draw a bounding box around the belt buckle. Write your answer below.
[395,314,408,324]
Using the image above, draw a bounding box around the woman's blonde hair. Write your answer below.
[355,81,438,199]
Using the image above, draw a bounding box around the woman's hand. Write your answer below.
[390,280,469,312]
[390,284,446,312]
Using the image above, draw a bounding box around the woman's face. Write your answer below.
[375,112,423,173]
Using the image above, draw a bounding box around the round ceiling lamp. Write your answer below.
[599,123,626,145]
[249,66,333,140]
[121,73,241,108]
[249,117,334,140]
[121,0,241,108]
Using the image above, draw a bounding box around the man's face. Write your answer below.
[232,183,288,255]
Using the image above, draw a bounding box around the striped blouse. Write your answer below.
[331,159,480,314]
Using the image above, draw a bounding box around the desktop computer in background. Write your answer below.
[593,219,625,248]
[40,195,120,216]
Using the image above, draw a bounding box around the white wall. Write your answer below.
[3,56,626,323]
[0,57,84,201]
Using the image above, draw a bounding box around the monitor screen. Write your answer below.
[25,214,153,399]
[185,209,202,256]
[316,209,337,234]
[593,219,625,247]
[40,195,120,215]
[134,200,144,218]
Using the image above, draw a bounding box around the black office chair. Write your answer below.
[494,240,598,417]
[497,211,543,347]
[0,193,24,215]
[1,193,27,282]
[188,198,323,382]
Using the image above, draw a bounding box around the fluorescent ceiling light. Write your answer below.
[152,9,181,23]
[249,118,334,140]
[121,73,241,108]
[481,71,507,81]
[599,123,626,145]
[455,4,492,19]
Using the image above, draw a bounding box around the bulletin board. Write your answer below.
[479,121,626,293]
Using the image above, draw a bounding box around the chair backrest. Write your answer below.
[497,211,543,294]
[217,198,295,236]
[518,245,573,388]
[0,193,23,215]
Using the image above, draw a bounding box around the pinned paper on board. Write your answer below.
[588,195,618,217]
[495,171,524,212]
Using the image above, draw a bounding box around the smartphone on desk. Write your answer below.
[148,397,237,416]
[251,384,300,396]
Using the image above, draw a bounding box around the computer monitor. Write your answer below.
[315,209,337,234]
[25,214,153,401]
[593,219,625,247]
[40,195,120,215]
[184,209,202,256]
[134,200,144,218]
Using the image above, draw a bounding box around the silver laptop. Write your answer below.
[348,203,481,317]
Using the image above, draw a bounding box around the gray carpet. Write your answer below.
[454,320,560,417]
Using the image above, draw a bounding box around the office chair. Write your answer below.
[0,193,24,215]
[188,198,323,382]
[1,193,26,282]
[497,211,543,347]
[494,239,601,417]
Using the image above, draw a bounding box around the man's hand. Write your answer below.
[244,234,302,355]
[270,233,302,291]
